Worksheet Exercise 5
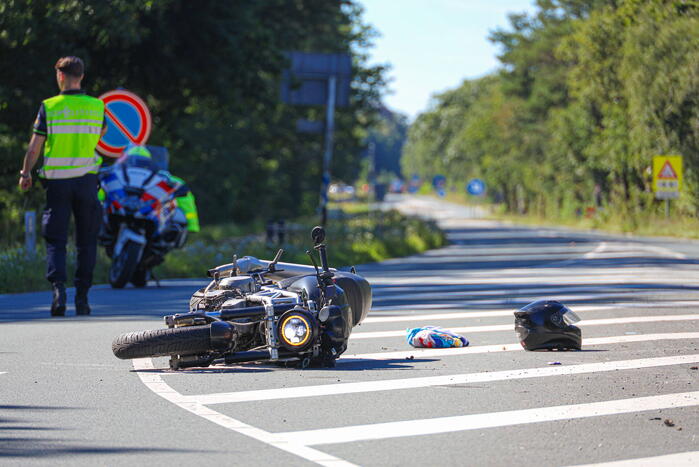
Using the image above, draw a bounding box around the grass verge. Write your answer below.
[437,191,699,240]
[0,207,445,294]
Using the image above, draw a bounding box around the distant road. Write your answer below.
[1,194,698,466]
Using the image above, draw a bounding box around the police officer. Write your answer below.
[19,56,109,316]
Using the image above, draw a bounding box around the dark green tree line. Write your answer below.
[402,0,699,222]
[0,0,387,243]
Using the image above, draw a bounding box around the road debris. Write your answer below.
[406,326,468,348]
[663,419,675,427]
[548,361,562,365]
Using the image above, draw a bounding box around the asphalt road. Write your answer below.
[1,194,698,466]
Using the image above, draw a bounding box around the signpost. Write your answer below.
[432,174,446,197]
[281,52,352,226]
[408,174,421,194]
[24,211,36,257]
[652,155,682,217]
[97,89,152,157]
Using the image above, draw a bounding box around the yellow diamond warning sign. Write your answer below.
[653,155,682,199]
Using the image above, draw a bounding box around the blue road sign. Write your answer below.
[432,174,446,189]
[467,178,486,196]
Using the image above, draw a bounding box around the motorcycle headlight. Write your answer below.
[277,310,317,352]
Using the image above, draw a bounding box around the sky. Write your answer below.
[358,0,538,120]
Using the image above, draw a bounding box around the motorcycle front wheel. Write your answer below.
[112,325,212,359]
[109,241,142,288]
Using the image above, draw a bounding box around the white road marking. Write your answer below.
[367,272,699,287]
[188,354,699,405]
[372,296,699,314]
[276,391,699,446]
[584,242,607,258]
[568,451,699,466]
[132,358,358,467]
[365,301,699,318]
[0,372,6,375]
[352,314,699,339]
[370,286,692,304]
[343,332,699,361]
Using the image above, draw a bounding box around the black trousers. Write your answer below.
[41,174,101,290]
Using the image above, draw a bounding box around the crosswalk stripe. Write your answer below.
[186,354,699,405]
[133,358,358,467]
[371,286,692,303]
[368,300,699,315]
[371,291,698,309]
[275,391,699,446]
[568,451,699,467]
[363,304,636,321]
[352,314,699,339]
[343,332,699,360]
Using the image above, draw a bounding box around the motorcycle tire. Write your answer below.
[130,268,149,288]
[109,241,142,289]
[112,325,212,359]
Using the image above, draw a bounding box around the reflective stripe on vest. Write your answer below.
[39,94,105,179]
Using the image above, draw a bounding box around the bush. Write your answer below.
[0,209,445,294]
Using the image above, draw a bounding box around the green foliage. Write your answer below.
[366,107,409,177]
[0,209,445,294]
[402,0,699,227]
[0,0,387,244]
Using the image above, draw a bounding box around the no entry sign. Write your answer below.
[97,89,152,157]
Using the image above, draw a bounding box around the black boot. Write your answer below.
[51,282,66,317]
[75,288,91,316]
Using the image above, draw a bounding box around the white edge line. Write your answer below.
[584,242,607,259]
[352,314,699,340]
[362,302,699,323]
[190,354,699,405]
[276,391,699,446]
[343,332,699,361]
[132,358,357,467]
[568,451,699,467]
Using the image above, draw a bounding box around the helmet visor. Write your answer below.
[562,307,581,325]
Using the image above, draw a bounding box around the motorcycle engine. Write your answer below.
[219,276,259,294]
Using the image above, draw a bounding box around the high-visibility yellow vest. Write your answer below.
[40,94,104,179]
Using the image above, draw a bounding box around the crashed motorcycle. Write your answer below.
[99,153,188,288]
[112,226,372,370]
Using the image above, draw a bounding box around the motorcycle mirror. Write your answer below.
[311,226,325,245]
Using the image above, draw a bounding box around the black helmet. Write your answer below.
[514,300,581,351]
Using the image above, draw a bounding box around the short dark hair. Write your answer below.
[55,56,84,78]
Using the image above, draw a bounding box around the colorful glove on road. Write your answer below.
[406,326,469,348]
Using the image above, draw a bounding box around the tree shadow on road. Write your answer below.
[0,404,208,458]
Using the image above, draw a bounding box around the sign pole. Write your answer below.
[319,75,336,227]
[24,211,36,258]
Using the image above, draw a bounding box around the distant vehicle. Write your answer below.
[328,182,356,201]
[389,179,405,193]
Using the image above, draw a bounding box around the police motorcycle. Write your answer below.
[112,226,372,370]
[99,147,189,288]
